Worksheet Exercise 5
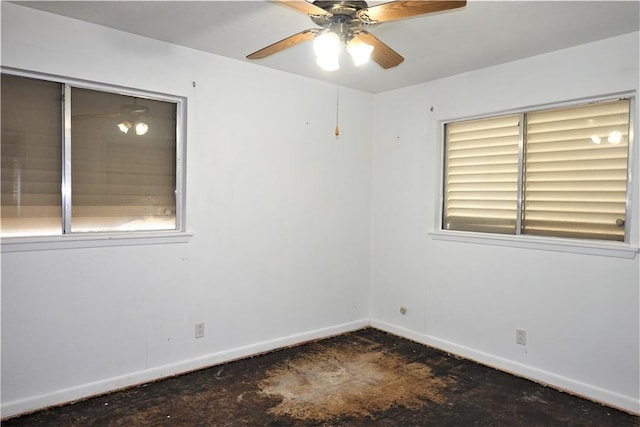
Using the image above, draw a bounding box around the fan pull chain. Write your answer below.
[335,84,340,136]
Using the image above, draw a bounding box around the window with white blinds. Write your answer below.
[1,73,183,237]
[444,114,520,234]
[443,98,631,242]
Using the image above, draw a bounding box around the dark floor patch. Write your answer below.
[2,328,639,426]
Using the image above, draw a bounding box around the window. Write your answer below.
[443,98,632,242]
[1,73,184,238]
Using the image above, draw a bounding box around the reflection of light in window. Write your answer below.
[135,121,148,136]
[117,120,132,133]
[591,135,601,144]
[608,131,622,144]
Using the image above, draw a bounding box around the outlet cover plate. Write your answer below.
[195,323,205,339]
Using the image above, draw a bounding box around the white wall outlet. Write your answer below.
[195,322,205,339]
[516,328,526,345]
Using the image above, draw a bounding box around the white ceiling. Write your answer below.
[13,0,640,93]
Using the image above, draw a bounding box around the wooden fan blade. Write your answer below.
[357,0,466,23]
[270,0,332,17]
[247,29,319,60]
[354,32,404,69]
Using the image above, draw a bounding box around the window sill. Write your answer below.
[1,231,193,253]
[428,230,638,259]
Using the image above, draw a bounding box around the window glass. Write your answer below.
[1,73,181,238]
[71,88,177,232]
[444,115,520,234]
[524,100,629,241]
[443,98,631,242]
[1,75,63,236]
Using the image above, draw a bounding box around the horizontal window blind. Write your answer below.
[1,75,63,236]
[444,114,520,234]
[524,100,629,241]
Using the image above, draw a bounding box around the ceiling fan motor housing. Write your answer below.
[311,0,375,41]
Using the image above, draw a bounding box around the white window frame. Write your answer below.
[431,93,638,259]
[1,68,191,252]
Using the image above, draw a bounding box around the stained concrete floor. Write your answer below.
[3,328,639,426]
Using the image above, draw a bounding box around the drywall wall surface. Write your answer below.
[0,3,372,417]
[370,32,640,414]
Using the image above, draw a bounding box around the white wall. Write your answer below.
[2,2,639,418]
[370,32,640,414]
[0,4,372,417]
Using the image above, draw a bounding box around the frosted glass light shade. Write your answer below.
[316,55,340,72]
[346,37,373,66]
[313,32,341,57]
[313,32,341,71]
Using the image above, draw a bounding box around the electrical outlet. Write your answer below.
[516,328,526,345]
[195,323,205,339]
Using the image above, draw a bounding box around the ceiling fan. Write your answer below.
[247,0,467,71]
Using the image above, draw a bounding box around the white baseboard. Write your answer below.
[1,319,369,419]
[4,319,638,418]
[371,320,640,415]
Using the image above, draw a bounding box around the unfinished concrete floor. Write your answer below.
[3,328,639,426]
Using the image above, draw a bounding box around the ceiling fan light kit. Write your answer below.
[247,0,467,71]
[313,31,342,70]
[346,37,374,67]
[313,29,374,71]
